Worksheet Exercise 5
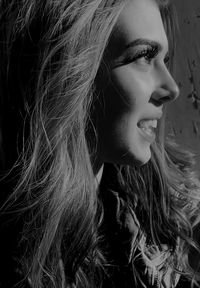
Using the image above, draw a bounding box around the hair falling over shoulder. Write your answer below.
[4,1,126,287]
[2,0,200,287]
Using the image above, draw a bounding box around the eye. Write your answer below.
[164,54,170,68]
[125,45,159,66]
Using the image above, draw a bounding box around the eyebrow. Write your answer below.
[125,38,163,52]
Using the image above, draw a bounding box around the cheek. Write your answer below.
[94,66,154,165]
[97,66,151,136]
[110,66,151,110]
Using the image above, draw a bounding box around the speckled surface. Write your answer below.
[166,0,200,175]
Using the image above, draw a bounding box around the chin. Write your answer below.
[116,126,153,166]
[107,144,152,167]
[126,147,152,166]
[119,134,153,166]
[137,151,151,166]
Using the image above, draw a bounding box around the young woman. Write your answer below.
[2,0,200,287]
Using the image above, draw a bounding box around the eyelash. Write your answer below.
[132,47,158,63]
[164,54,170,66]
[126,47,170,66]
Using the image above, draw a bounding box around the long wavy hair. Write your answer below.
[3,0,200,287]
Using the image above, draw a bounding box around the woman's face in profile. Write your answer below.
[94,0,179,168]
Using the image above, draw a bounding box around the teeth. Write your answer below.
[138,119,158,129]
[151,120,157,128]
[140,126,153,136]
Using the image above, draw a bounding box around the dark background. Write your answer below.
[166,0,200,177]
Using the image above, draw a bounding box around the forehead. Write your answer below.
[112,0,168,51]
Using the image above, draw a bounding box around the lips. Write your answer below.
[138,119,157,129]
[137,113,162,142]
[137,119,157,139]
[137,111,163,128]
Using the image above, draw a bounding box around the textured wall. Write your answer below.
[166,0,200,175]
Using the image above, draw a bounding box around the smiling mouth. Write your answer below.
[137,119,158,140]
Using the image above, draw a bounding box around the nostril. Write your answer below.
[150,88,174,106]
[150,96,171,107]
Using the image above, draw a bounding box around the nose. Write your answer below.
[150,68,180,106]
